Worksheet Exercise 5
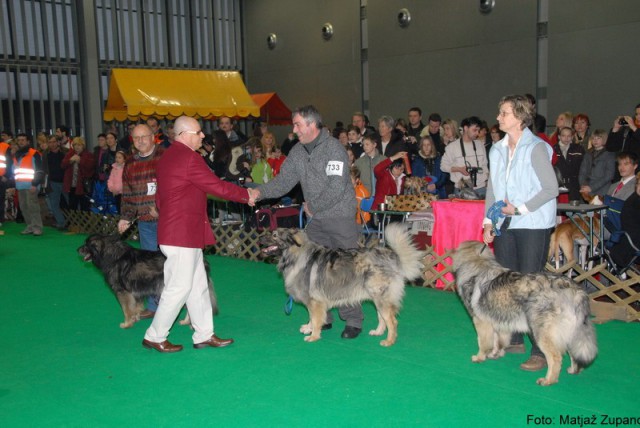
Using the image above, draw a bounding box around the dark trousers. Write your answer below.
[305,216,364,328]
[0,178,7,222]
[68,189,90,212]
[494,223,553,357]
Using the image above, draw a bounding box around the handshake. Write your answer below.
[247,188,261,207]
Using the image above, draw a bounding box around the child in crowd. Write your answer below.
[267,143,286,176]
[373,151,407,210]
[578,130,616,199]
[351,166,370,225]
[107,150,126,212]
[250,143,273,185]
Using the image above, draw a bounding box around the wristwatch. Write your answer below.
[513,207,521,216]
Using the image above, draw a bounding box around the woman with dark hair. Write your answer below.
[373,151,408,210]
[572,113,591,151]
[482,94,559,373]
[607,103,640,159]
[490,124,505,144]
[210,130,233,179]
[346,124,364,158]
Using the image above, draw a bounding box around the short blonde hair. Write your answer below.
[72,136,86,148]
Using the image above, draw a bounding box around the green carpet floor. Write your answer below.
[0,222,638,427]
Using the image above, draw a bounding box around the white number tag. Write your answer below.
[326,160,344,176]
[147,182,157,196]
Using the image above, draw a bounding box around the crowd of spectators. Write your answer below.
[1,100,639,236]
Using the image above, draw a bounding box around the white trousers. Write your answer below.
[144,245,214,344]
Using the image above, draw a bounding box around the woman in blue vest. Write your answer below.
[482,94,559,373]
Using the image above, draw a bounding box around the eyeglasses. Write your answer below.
[498,111,513,117]
[132,134,153,142]
[180,130,203,136]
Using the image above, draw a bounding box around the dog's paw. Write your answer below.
[299,323,312,334]
[368,328,384,336]
[471,354,486,363]
[379,339,395,347]
[487,349,505,359]
[304,335,320,342]
[178,318,190,326]
[567,366,582,375]
[119,321,134,329]
[536,377,557,386]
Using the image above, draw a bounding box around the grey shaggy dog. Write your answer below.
[262,223,424,346]
[452,240,598,386]
[78,234,217,328]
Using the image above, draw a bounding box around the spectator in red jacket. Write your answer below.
[373,151,408,210]
[62,137,95,211]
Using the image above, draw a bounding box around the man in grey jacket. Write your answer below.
[255,105,363,339]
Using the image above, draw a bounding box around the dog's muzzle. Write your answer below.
[77,246,93,262]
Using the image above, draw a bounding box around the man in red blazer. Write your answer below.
[142,116,258,353]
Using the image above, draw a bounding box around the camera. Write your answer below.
[619,118,628,126]
[466,166,482,187]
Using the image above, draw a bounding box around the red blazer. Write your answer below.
[156,141,250,248]
[62,149,95,195]
[373,157,405,209]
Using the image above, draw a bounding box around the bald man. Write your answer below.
[142,116,257,352]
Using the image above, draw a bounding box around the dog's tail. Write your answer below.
[384,223,424,282]
[568,293,598,369]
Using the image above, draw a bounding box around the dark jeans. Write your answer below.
[494,223,553,357]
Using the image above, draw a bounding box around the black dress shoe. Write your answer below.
[322,323,332,331]
[341,326,362,339]
[142,339,183,353]
[193,334,234,349]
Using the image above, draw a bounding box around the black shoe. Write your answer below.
[321,323,332,331]
[341,326,362,339]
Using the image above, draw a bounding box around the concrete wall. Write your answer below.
[547,1,640,130]
[244,0,640,136]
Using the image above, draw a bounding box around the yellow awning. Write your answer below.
[103,68,260,121]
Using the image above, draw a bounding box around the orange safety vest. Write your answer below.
[0,142,9,176]
[14,148,37,183]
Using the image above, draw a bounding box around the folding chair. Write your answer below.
[603,195,640,276]
[358,196,382,246]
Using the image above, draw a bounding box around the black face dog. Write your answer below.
[78,234,217,328]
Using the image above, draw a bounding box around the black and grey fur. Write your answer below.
[452,240,598,386]
[78,234,217,328]
[262,223,424,346]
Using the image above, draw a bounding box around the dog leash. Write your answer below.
[284,295,294,315]
[285,211,313,312]
[486,200,506,236]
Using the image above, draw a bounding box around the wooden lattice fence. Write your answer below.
[65,211,639,321]
[418,245,639,321]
